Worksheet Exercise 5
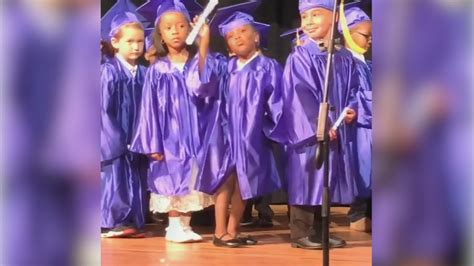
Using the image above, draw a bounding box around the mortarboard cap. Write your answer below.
[101,0,149,41]
[137,0,201,26]
[210,1,271,48]
[299,0,362,14]
[337,7,371,32]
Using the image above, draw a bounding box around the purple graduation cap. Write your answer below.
[337,7,371,32]
[137,0,203,26]
[210,0,260,35]
[281,0,362,44]
[210,1,271,48]
[109,12,144,41]
[299,0,363,13]
[101,0,150,41]
[299,0,337,13]
[184,0,204,19]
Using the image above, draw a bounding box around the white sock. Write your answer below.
[181,216,191,228]
[168,217,182,229]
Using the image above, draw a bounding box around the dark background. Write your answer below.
[102,0,371,64]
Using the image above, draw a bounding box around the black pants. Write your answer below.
[289,205,324,240]
[347,196,372,222]
[243,194,274,220]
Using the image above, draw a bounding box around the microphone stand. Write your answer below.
[315,1,340,265]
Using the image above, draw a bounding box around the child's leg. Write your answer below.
[180,212,202,241]
[180,212,192,228]
[168,210,181,228]
[165,211,194,243]
[241,199,254,225]
[255,194,274,227]
[214,173,236,239]
[227,177,246,238]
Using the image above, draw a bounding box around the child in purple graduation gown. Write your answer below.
[339,7,373,232]
[282,0,361,249]
[206,4,314,247]
[100,12,148,238]
[130,0,224,243]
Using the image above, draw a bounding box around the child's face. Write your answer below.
[300,8,333,40]
[111,24,145,64]
[350,21,372,51]
[225,24,259,59]
[158,12,190,51]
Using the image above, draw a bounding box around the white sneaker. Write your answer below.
[165,226,194,243]
[183,227,203,242]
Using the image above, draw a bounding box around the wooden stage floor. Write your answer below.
[102,206,372,265]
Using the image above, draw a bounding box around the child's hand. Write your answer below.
[329,128,338,141]
[192,16,210,44]
[193,15,210,73]
[345,108,357,123]
[150,153,164,161]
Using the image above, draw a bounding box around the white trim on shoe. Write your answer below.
[183,227,203,241]
[165,226,195,243]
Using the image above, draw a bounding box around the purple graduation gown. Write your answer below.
[130,53,226,197]
[282,39,360,206]
[354,58,372,197]
[225,55,283,200]
[101,57,148,229]
[196,54,314,200]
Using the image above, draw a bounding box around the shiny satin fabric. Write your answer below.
[197,54,314,200]
[101,57,148,228]
[130,53,227,197]
[282,39,361,206]
[355,59,372,197]
[224,55,284,200]
[101,153,148,228]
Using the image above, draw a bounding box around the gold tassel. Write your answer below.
[296,28,302,46]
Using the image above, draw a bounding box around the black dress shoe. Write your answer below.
[310,234,347,248]
[240,217,254,226]
[212,234,242,248]
[237,235,258,245]
[255,218,274,228]
[291,237,323,249]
